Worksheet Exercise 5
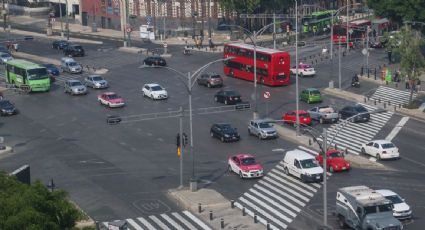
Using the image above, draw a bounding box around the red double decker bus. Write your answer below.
[332,19,371,45]
[223,43,291,86]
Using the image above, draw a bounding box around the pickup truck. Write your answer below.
[308,106,339,124]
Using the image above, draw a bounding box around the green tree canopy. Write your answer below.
[367,0,425,25]
[0,172,83,230]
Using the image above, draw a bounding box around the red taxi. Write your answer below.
[228,154,264,179]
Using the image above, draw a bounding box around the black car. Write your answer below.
[0,100,18,116]
[143,56,167,66]
[42,63,60,82]
[214,90,242,105]
[52,40,69,50]
[210,123,240,142]
[0,46,10,54]
[63,44,85,57]
[339,104,370,122]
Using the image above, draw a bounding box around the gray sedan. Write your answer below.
[84,75,108,89]
[64,79,87,95]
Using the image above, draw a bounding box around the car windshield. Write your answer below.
[329,151,343,158]
[310,90,321,95]
[226,91,239,96]
[44,64,55,68]
[364,206,377,214]
[381,143,395,149]
[151,86,163,91]
[355,106,368,112]
[241,157,257,166]
[0,101,12,107]
[27,68,48,80]
[385,195,403,204]
[300,159,319,168]
[220,124,232,130]
[74,46,83,49]
[378,204,393,212]
[258,122,272,128]
[302,64,313,68]
[68,62,78,67]
[211,75,221,79]
[107,94,119,99]
[70,81,82,86]
[1,54,10,58]
[92,76,103,81]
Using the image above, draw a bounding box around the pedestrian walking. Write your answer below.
[405,76,410,90]
[416,80,421,92]
[13,43,19,52]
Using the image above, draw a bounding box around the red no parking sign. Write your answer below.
[263,91,271,99]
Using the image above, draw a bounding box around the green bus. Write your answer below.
[302,10,337,33]
[5,59,51,92]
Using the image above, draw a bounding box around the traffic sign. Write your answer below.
[163,43,168,48]
[263,91,271,99]
[125,25,132,33]
[146,16,152,25]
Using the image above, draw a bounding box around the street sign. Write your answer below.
[146,16,152,25]
[263,91,271,99]
[126,27,132,33]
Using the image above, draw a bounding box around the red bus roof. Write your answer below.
[225,43,286,55]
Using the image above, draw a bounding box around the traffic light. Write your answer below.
[176,133,181,147]
[183,133,188,147]
[177,147,181,157]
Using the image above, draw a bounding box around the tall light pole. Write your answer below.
[141,57,234,191]
[65,0,69,40]
[346,0,349,51]
[295,0,300,135]
[207,0,212,39]
[338,37,342,89]
[59,0,64,37]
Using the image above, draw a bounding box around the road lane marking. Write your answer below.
[160,213,184,230]
[182,211,212,230]
[385,117,409,141]
[171,212,197,230]
[137,217,156,230]
[149,215,171,230]
[126,218,144,230]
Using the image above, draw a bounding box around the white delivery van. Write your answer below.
[282,149,324,183]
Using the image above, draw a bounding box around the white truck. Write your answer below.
[336,185,403,230]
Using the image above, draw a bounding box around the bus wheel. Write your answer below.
[229,70,234,77]
[260,78,265,85]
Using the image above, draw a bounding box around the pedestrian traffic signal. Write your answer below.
[176,133,181,147]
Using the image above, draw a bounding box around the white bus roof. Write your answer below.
[225,43,286,55]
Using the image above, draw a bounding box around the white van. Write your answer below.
[60,57,82,74]
[282,149,324,183]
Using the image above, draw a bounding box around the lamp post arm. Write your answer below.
[139,65,190,93]
[190,57,234,89]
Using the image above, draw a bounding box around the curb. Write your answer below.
[10,29,103,45]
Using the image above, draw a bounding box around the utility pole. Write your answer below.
[188,71,197,191]
[59,0,64,37]
[346,0,349,51]
[179,106,184,189]
[295,0,300,135]
[366,25,370,74]
[273,13,276,50]
[323,128,328,229]
[207,0,211,39]
[338,37,342,89]
[65,0,69,40]
[253,31,258,119]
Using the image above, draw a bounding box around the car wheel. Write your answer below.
[376,153,381,161]
[197,80,202,85]
[319,117,324,124]
[221,136,225,142]
[214,96,218,102]
[107,103,111,108]
[329,166,334,173]
[248,128,252,135]
[257,133,262,140]
[284,167,289,175]
[239,171,244,179]
[228,165,232,173]
[210,132,214,138]
[361,147,366,155]
[300,73,304,78]
[224,100,228,105]
[207,83,211,88]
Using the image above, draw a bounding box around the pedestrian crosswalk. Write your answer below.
[102,211,212,230]
[370,86,417,106]
[234,146,327,230]
[317,103,393,155]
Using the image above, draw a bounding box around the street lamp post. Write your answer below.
[295,0,300,135]
[338,37,342,89]
[346,0,350,51]
[141,57,234,191]
[59,0,64,37]
[65,0,69,40]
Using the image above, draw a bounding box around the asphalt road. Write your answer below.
[0,32,424,230]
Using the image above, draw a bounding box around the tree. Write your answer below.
[0,172,83,230]
[383,26,425,105]
[367,0,425,26]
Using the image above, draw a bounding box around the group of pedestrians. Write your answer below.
[405,78,422,93]
[6,42,19,53]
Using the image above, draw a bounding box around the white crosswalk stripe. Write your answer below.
[370,86,417,106]
[317,103,393,155]
[102,211,211,230]
[235,147,326,229]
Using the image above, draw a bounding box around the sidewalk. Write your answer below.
[168,188,265,229]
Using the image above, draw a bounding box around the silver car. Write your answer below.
[64,79,87,95]
[248,119,278,139]
[308,105,339,124]
[0,52,13,64]
[84,75,108,89]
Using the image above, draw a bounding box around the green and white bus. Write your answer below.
[5,59,50,92]
[302,10,337,34]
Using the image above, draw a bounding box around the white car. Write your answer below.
[376,189,412,219]
[0,52,13,64]
[361,140,400,160]
[142,83,168,100]
[290,63,316,77]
